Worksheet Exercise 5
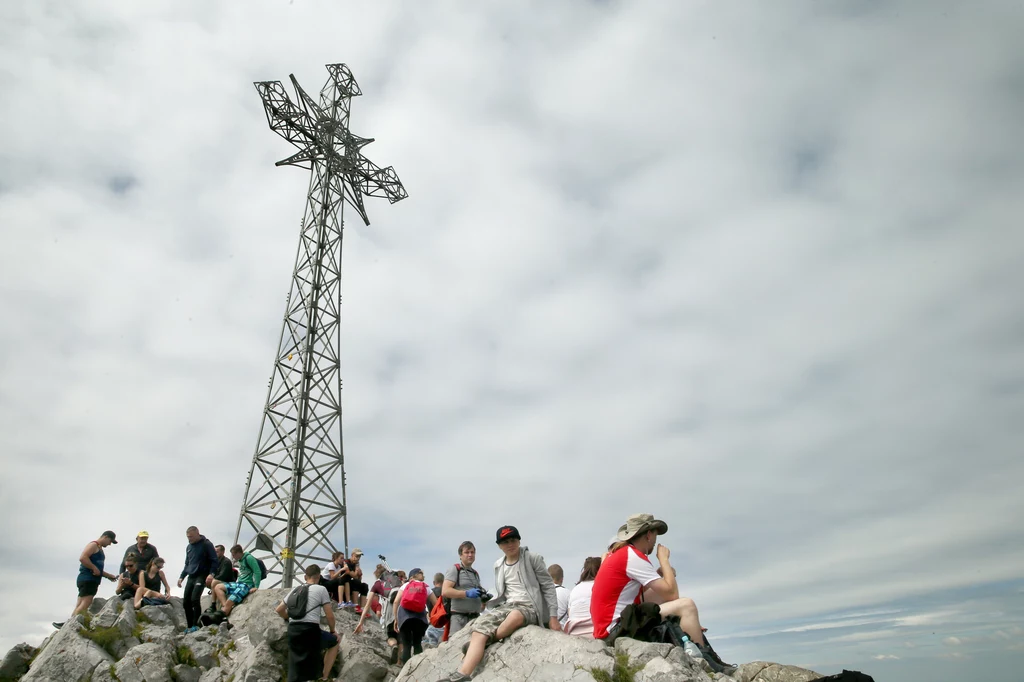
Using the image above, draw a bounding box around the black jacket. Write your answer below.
[179,535,217,579]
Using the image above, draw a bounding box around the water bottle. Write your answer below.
[680,634,704,660]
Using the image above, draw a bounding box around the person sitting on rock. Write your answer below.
[321,550,350,602]
[275,564,339,682]
[548,563,571,626]
[344,548,369,610]
[115,552,142,600]
[134,556,172,608]
[213,544,237,584]
[563,556,602,637]
[442,541,484,638]
[204,544,262,621]
[438,525,560,682]
[591,513,735,674]
[53,530,118,629]
[118,531,159,575]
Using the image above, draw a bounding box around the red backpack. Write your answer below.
[400,580,429,612]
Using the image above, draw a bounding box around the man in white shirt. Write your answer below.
[276,565,339,682]
[547,563,571,625]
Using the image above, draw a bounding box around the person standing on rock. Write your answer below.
[393,568,437,665]
[177,526,217,633]
[441,540,484,638]
[118,530,158,574]
[590,513,735,674]
[276,564,339,682]
[438,525,560,682]
[52,530,118,629]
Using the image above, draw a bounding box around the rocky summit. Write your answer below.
[2,588,827,682]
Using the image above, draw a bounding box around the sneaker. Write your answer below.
[184,626,199,634]
[354,606,363,614]
[696,641,735,676]
[52,621,65,629]
[437,673,472,682]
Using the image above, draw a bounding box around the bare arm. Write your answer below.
[160,570,171,596]
[325,601,336,633]
[275,601,288,620]
[441,579,467,600]
[644,545,679,602]
[79,542,104,577]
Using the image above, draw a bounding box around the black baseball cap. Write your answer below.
[495,525,521,543]
[102,530,118,544]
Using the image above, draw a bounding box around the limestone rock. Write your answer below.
[732,661,822,682]
[197,669,227,682]
[615,638,674,667]
[139,624,178,645]
[223,589,289,655]
[91,663,118,682]
[0,642,36,681]
[396,625,614,682]
[139,604,178,628]
[92,598,124,629]
[114,641,175,682]
[181,628,231,669]
[230,641,283,682]
[23,618,114,682]
[172,664,203,682]
[88,598,108,615]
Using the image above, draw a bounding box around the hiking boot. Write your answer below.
[696,640,735,676]
[389,644,399,665]
[52,621,65,629]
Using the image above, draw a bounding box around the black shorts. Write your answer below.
[77,579,100,598]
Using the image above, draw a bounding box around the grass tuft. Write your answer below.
[174,645,198,667]
[79,626,123,658]
[590,652,644,682]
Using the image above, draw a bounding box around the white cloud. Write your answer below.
[0,3,1022,680]
[943,637,962,647]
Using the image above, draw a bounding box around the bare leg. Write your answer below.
[72,595,94,617]
[221,600,235,616]
[459,610,525,676]
[322,642,339,678]
[658,598,705,646]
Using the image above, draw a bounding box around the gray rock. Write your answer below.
[171,664,203,682]
[0,642,37,680]
[339,636,390,682]
[732,662,821,682]
[110,602,141,658]
[114,641,175,682]
[139,624,178,645]
[230,641,283,682]
[91,663,119,682]
[197,669,226,682]
[88,598,108,615]
[637,655,704,682]
[92,598,124,629]
[23,618,114,682]
[615,637,675,667]
[224,588,290,655]
[168,597,188,630]
[138,604,177,628]
[665,647,714,681]
[396,625,613,682]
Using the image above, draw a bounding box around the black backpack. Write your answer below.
[286,584,311,619]
[256,558,268,580]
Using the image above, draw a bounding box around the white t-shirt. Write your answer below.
[289,583,331,625]
[555,584,571,624]
[501,561,531,604]
[563,581,596,637]
[324,562,346,578]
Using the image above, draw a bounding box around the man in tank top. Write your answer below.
[52,530,118,629]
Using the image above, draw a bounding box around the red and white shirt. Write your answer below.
[590,545,661,639]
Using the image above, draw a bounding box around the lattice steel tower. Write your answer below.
[234,63,406,588]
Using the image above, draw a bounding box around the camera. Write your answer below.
[476,587,494,603]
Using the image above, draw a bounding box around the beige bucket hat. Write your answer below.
[614,513,669,543]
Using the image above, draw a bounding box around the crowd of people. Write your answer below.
[55,513,735,682]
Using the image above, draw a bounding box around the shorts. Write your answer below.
[320,630,339,649]
[470,601,539,640]
[224,582,251,604]
[77,579,100,598]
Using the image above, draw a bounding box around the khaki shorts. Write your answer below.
[470,601,539,640]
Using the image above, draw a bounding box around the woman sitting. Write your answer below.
[134,557,172,608]
[563,557,603,638]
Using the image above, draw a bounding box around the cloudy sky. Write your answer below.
[1,1,1022,680]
